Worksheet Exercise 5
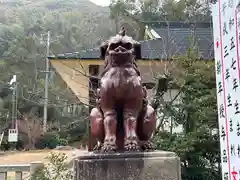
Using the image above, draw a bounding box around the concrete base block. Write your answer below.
[73,151,181,180]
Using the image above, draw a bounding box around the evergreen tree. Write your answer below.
[153,42,220,180]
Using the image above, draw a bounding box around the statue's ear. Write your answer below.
[100,41,108,59]
[134,42,141,59]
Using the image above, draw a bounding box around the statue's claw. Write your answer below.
[139,141,155,152]
[124,139,140,152]
[93,143,103,153]
[100,141,117,153]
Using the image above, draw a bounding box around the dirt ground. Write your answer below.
[0,149,87,179]
[0,149,85,164]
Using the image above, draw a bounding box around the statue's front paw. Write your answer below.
[100,139,117,153]
[124,139,140,152]
[139,141,155,151]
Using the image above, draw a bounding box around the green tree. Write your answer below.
[153,42,220,179]
[109,0,211,40]
[0,0,113,148]
[109,0,162,40]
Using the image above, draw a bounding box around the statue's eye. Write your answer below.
[109,43,119,50]
[123,43,132,50]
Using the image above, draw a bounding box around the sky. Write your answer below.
[89,0,110,6]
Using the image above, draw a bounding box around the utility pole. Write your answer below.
[8,75,18,148]
[43,31,50,133]
[14,82,18,130]
[10,75,17,129]
[11,82,16,129]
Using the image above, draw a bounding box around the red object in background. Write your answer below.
[216,40,219,48]
[232,169,237,180]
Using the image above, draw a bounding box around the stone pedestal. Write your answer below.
[73,151,181,180]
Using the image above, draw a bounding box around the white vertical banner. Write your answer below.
[212,0,240,179]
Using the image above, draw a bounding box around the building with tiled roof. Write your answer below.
[49,21,214,150]
[49,21,214,105]
[50,21,213,60]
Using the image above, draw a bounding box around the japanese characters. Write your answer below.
[212,0,240,179]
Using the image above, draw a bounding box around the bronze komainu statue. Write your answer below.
[90,28,157,152]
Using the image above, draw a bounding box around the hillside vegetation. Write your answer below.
[0,0,115,148]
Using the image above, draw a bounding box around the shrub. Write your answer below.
[35,133,60,149]
[30,152,72,180]
[58,138,68,146]
[0,139,24,151]
[0,140,10,151]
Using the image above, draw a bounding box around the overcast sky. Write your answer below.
[89,0,110,6]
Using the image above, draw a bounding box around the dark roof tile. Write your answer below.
[49,22,214,60]
[150,22,214,59]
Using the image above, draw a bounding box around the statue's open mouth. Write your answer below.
[109,50,132,56]
[109,50,134,66]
